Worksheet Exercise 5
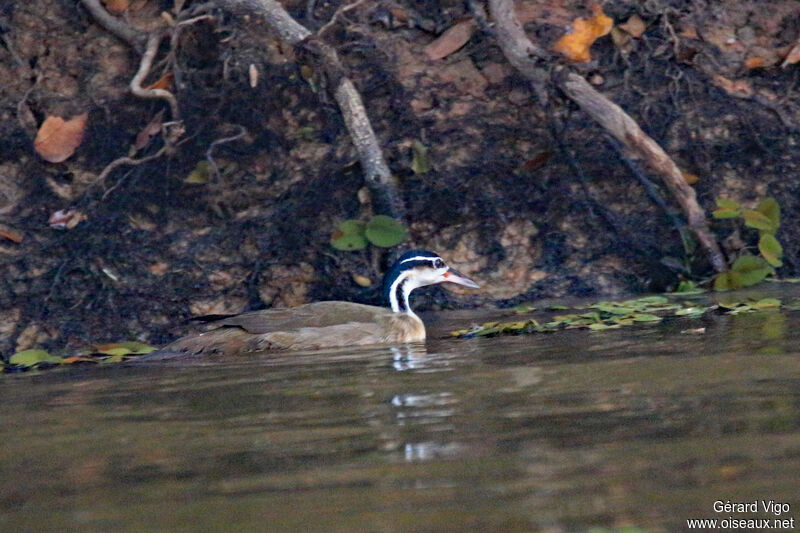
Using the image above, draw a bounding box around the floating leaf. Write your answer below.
[588,323,620,330]
[411,141,431,174]
[331,220,368,251]
[365,215,407,248]
[34,113,88,163]
[552,4,613,62]
[9,349,61,367]
[631,314,662,322]
[752,298,781,309]
[118,341,158,354]
[758,233,783,267]
[713,272,735,291]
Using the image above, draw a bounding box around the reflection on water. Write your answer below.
[1,296,800,532]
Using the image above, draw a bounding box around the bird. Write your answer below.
[141,250,479,359]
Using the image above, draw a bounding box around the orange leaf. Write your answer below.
[424,19,477,61]
[101,0,129,13]
[146,72,173,90]
[744,56,766,69]
[62,356,97,364]
[618,14,646,38]
[712,75,753,97]
[681,171,699,185]
[34,113,88,163]
[0,227,23,243]
[552,4,613,62]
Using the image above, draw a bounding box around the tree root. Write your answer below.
[79,0,147,52]
[487,0,727,274]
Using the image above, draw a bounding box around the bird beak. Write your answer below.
[442,268,480,289]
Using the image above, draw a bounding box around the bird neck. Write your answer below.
[386,270,420,321]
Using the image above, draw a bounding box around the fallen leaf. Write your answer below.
[34,113,88,163]
[680,25,698,39]
[352,274,372,287]
[134,110,164,150]
[618,14,646,38]
[102,0,129,13]
[782,41,800,67]
[0,226,23,243]
[145,72,173,90]
[681,171,699,185]
[249,64,259,88]
[520,151,552,172]
[424,19,476,61]
[712,75,753,97]
[744,56,766,69]
[49,209,87,230]
[552,4,613,62]
[148,262,169,276]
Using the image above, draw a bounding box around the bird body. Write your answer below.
[144,250,478,359]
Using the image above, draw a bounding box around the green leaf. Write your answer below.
[185,161,211,184]
[712,208,740,219]
[588,323,620,330]
[730,255,774,287]
[365,215,407,248]
[631,314,662,322]
[9,349,61,367]
[716,198,741,210]
[411,141,431,174]
[331,220,368,251]
[742,209,775,232]
[758,233,783,267]
[756,197,780,230]
[751,298,781,309]
[713,272,734,291]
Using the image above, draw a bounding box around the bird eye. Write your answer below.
[434,258,444,269]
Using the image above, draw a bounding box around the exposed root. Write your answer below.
[130,33,181,122]
[317,0,370,37]
[206,126,248,180]
[79,0,147,52]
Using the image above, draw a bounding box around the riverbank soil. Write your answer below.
[2,0,800,355]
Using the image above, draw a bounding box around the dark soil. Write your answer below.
[2,0,800,357]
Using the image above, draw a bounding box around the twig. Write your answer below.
[317,0,369,37]
[130,33,181,122]
[206,125,248,179]
[96,146,168,190]
[80,0,147,52]
[219,0,405,218]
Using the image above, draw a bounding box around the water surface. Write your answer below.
[1,295,799,532]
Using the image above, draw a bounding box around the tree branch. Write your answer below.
[219,0,405,218]
[487,0,727,273]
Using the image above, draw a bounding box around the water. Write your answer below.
[1,299,799,532]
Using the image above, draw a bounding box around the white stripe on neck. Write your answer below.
[400,255,437,264]
[388,269,420,321]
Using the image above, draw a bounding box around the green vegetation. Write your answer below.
[4,342,157,372]
[452,295,787,338]
[712,197,783,290]
[331,215,408,251]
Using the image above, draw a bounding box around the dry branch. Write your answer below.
[220,0,405,218]
[487,0,727,273]
[556,74,726,273]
